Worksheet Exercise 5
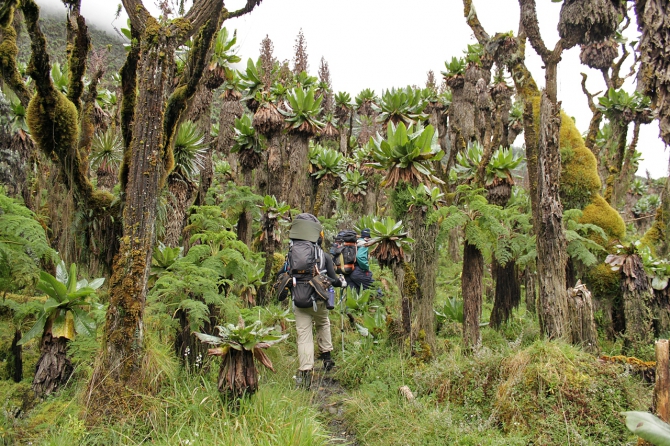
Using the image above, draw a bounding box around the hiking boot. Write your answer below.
[295,369,312,389]
[319,351,336,371]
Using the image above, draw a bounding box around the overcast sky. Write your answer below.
[35,0,668,178]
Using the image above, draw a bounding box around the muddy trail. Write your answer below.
[309,369,360,445]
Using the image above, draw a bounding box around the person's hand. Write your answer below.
[339,275,347,287]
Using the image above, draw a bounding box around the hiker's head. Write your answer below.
[289,213,323,243]
[360,228,371,239]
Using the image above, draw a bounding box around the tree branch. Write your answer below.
[0,0,32,107]
[121,0,150,33]
[21,0,54,98]
[66,13,90,112]
[462,0,490,44]
[518,0,551,61]
[228,0,264,19]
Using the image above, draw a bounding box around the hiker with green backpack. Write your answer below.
[273,213,344,389]
[331,228,374,292]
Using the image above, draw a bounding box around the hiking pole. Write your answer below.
[340,287,345,354]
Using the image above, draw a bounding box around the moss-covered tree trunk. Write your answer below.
[7,329,22,383]
[462,241,484,351]
[535,94,570,340]
[33,333,72,397]
[269,132,311,211]
[313,174,337,218]
[410,207,439,352]
[164,176,197,247]
[621,254,654,354]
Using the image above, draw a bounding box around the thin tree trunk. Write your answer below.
[655,339,670,422]
[216,97,243,175]
[524,263,537,315]
[8,329,22,383]
[462,241,483,351]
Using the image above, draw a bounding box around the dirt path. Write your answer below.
[310,370,360,445]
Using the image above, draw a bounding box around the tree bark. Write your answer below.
[490,260,521,329]
[621,253,654,354]
[216,97,244,175]
[535,94,569,340]
[462,241,484,351]
[7,329,22,383]
[655,339,670,422]
[566,280,599,354]
[33,333,72,397]
[410,207,439,352]
[218,348,258,400]
[524,263,537,315]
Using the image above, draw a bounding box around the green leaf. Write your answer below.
[38,271,68,302]
[71,307,97,337]
[18,311,47,345]
[622,411,670,446]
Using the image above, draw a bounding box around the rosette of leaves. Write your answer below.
[195,317,289,399]
[238,58,265,112]
[434,297,464,324]
[294,71,318,89]
[342,170,368,202]
[334,91,352,121]
[638,246,670,291]
[149,242,183,287]
[442,57,466,89]
[629,178,647,196]
[366,217,414,268]
[320,113,339,138]
[90,128,123,189]
[407,183,446,212]
[633,194,660,217]
[206,27,241,89]
[597,88,652,123]
[232,114,266,171]
[368,122,444,188]
[19,261,102,347]
[355,88,378,115]
[309,144,345,179]
[372,86,429,127]
[50,62,69,94]
[279,87,324,135]
[257,195,291,246]
[172,121,208,184]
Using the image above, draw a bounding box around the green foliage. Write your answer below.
[434,297,464,324]
[280,86,324,133]
[433,185,531,265]
[90,128,123,173]
[0,192,57,292]
[231,113,265,155]
[441,56,466,77]
[634,194,660,216]
[454,142,523,184]
[597,87,652,118]
[355,88,377,108]
[334,91,352,108]
[50,62,69,94]
[238,58,264,102]
[369,122,444,188]
[629,178,647,196]
[371,86,429,126]
[19,261,103,345]
[344,288,387,341]
[563,209,608,267]
[1,85,28,133]
[209,27,240,74]
[464,43,483,65]
[407,183,445,211]
[342,170,368,197]
[309,143,345,179]
[622,411,670,446]
[172,120,208,181]
[195,318,288,371]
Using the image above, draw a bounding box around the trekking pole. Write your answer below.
[340,287,345,354]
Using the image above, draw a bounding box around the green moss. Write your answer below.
[640,205,666,255]
[271,252,285,277]
[584,263,621,299]
[580,195,625,243]
[27,90,79,157]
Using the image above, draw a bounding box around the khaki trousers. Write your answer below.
[294,300,333,371]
